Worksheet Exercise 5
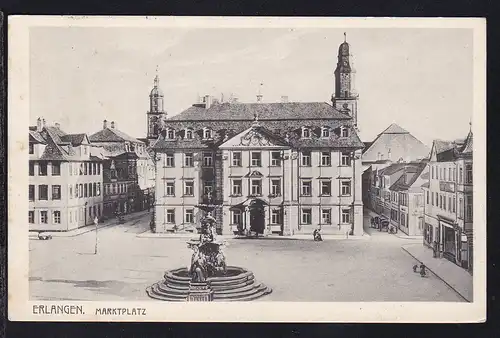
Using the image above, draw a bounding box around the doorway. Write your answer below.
[249,206,265,234]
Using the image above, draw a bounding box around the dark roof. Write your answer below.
[362,142,373,153]
[378,163,408,176]
[89,127,144,144]
[153,102,363,151]
[389,162,427,191]
[60,133,87,146]
[169,102,350,121]
[432,130,473,161]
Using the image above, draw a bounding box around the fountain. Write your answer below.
[146,208,272,301]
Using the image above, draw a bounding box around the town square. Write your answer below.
[24,24,475,304]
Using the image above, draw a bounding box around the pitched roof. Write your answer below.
[169,102,351,121]
[389,162,427,191]
[432,130,473,161]
[362,123,430,163]
[89,127,144,144]
[60,133,87,146]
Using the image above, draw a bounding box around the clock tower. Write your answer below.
[147,70,167,145]
[332,33,359,127]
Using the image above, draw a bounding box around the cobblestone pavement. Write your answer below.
[29,211,465,302]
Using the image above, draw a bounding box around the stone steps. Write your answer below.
[146,266,272,302]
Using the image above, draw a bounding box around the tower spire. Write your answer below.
[154,65,159,87]
[256,82,263,103]
[469,119,472,133]
[344,32,346,43]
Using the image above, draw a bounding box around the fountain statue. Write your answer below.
[146,210,272,302]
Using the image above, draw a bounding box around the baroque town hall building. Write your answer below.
[149,37,365,236]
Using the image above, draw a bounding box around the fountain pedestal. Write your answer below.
[146,211,271,302]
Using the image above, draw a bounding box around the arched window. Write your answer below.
[167,129,175,139]
[322,127,330,138]
[186,128,193,139]
[204,128,212,139]
[302,127,310,138]
[340,126,349,138]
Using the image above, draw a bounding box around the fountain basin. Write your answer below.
[146,266,272,301]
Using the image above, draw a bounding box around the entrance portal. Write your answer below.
[249,206,265,234]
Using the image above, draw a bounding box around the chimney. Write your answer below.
[103,119,108,129]
[55,122,60,130]
[281,95,289,103]
[388,149,392,160]
[36,117,42,131]
[203,95,212,109]
[110,121,115,129]
[42,118,46,128]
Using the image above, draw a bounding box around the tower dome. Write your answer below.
[150,75,164,97]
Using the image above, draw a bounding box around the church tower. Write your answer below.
[332,33,359,127]
[147,70,167,144]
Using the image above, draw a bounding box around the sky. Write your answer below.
[29,26,473,146]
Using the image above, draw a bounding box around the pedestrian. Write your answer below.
[412,264,418,273]
[420,263,427,277]
[313,228,322,241]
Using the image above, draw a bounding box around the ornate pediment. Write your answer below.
[219,126,288,149]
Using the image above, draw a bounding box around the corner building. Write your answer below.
[151,38,365,236]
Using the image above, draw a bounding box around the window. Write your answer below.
[271,209,281,224]
[302,127,311,138]
[29,211,34,223]
[301,208,312,224]
[251,179,262,196]
[186,129,193,139]
[52,185,61,200]
[321,152,331,166]
[341,152,351,166]
[301,151,311,166]
[184,181,194,196]
[29,162,34,176]
[448,197,452,212]
[443,168,447,181]
[184,153,194,167]
[341,209,351,224]
[453,196,456,213]
[231,179,242,196]
[93,183,97,197]
[165,181,175,196]
[29,143,34,154]
[431,192,435,206]
[459,166,463,183]
[167,129,175,139]
[459,198,464,218]
[203,152,213,167]
[431,166,434,179]
[341,180,351,196]
[322,128,330,138]
[203,128,212,139]
[40,211,48,224]
[29,185,35,201]
[400,193,407,206]
[271,179,281,196]
[232,152,242,167]
[301,180,312,196]
[465,164,473,184]
[453,168,456,182]
[84,163,88,175]
[321,209,332,224]
[391,209,399,222]
[466,196,473,221]
[69,185,73,199]
[251,152,261,167]
[39,185,48,200]
[320,180,331,196]
[231,210,242,225]
[79,163,84,175]
[426,191,430,204]
[448,168,452,181]
[165,153,175,167]
[271,151,281,167]
[39,163,47,176]
[443,196,446,210]
[203,181,213,195]
[84,184,88,198]
[341,126,349,137]
[166,209,175,223]
[185,209,194,223]
[97,183,101,196]
[53,211,61,224]
[97,163,101,175]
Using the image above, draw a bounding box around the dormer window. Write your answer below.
[203,128,212,139]
[167,129,175,140]
[302,127,311,139]
[185,128,193,139]
[321,127,330,138]
[340,126,349,138]
[124,142,130,152]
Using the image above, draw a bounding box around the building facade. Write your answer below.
[89,121,155,218]
[150,38,365,236]
[29,118,104,231]
[387,162,428,236]
[422,129,473,273]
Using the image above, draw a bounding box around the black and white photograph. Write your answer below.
[8,16,486,322]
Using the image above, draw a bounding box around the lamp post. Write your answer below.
[94,215,99,255]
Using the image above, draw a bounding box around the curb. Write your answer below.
[136,232,370,241]
[401,246,471,302]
